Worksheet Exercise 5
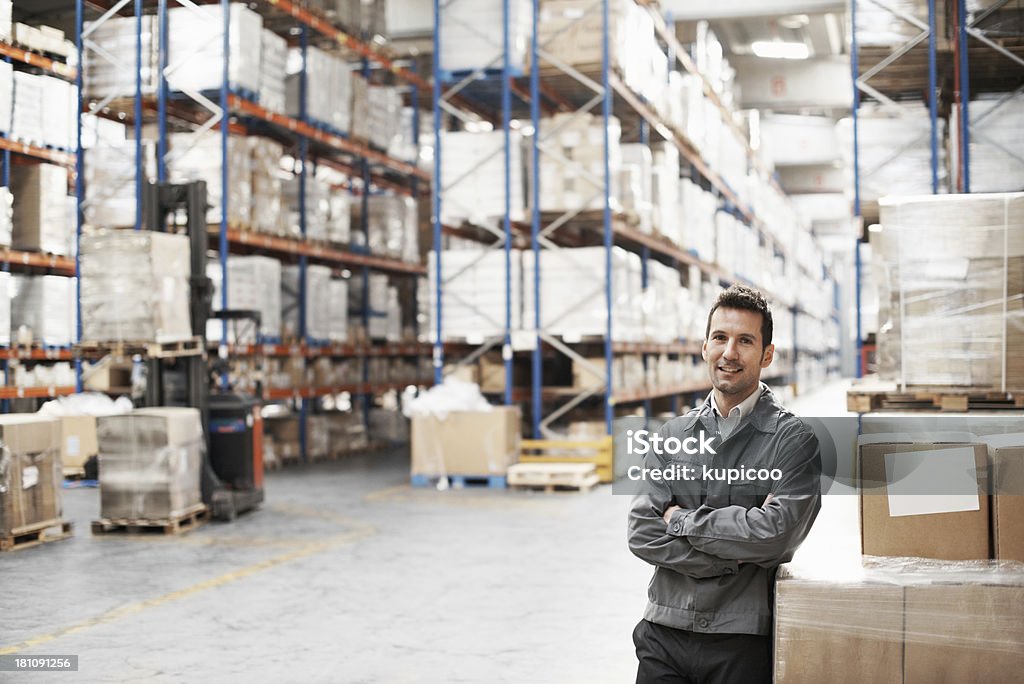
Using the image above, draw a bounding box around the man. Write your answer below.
[627,285,822,684]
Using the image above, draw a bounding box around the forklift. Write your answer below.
[141,180,264,521]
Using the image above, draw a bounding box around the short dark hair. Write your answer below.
[705,285,773,348]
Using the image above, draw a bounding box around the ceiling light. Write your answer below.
[751,40,810,60]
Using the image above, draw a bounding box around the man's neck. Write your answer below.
[713,383,761,416]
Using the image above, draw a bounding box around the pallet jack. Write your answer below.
[141,180,264,521]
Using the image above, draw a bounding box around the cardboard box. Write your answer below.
[859,440,990,560]
[987,435,1024,562]
[82,357,133,393]
[904,583,1024,683]
[774,578,903,684]
[97,408,203,520]
[264,416,300,460]
[411,406,520,477]
[0,415,62,535]
[59,415,98,471]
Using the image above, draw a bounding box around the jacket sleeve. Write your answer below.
[626,420,739,579]
[668,423,822,566]
[628,494,740,578]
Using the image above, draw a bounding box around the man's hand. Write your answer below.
[662,505,681,524]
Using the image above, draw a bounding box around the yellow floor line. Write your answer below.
[0,523,375,656]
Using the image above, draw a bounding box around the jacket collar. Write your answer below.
[685,383,783,435]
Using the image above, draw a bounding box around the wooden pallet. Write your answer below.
[0,519,74,552]
[520,436,614,483]
[76,336,204,359]
[847,384,1024,413]
[507,462,601,493]
[91,503,208,536]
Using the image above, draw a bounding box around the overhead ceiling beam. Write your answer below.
[661,0,844,21]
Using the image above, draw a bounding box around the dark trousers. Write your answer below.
[633,619,772,684]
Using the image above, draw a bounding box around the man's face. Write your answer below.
[702,307,774,397]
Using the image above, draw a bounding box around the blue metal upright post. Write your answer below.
[927,0,938,193]
[298,26,310,461]
[852,0,863,378]
[219,0,230,387]
[502,0,513,407]
[410,62,420,340]
[431,0,444,386]
[134,0,143,230]
[360,57,371,434]
[74,0,85,393]
[529,0,542,438]
[958,0,971,192]
[601,0,613,433]
[157,0,168,183]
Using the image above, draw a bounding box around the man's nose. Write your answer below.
[722,340,739,359]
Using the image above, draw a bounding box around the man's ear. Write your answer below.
[701,340,708,361]
[760,344,775,368]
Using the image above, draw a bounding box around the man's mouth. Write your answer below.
[717,366,742,375]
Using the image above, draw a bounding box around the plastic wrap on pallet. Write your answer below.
[522,246,644,342]
[11,164,72,256]
[328,278,349,343]
[249,137,286,235]
[283,175,330,242]
[0,415,62,538]
[875,193,1024,390]
[836,104,948,205]
[167,4,262,96]
[259,29,287,114]
[82,15,158,100]
[0,271,9,346]
[427,248,522,342]
[83,142,141,229]
[775,556,1024,684]
[206,255,283,343]
[641,261,682,344]
[439,0,528,73]
[40,76,73,151]
[0,60,12,135]
[286,46,351,133]
[361,194,418,261]
[534,113,621,213]
[440,130,525,225]
[0,1,10,43]
[281,264,331,342]
[367,85,403,152]
[854,0,937,47]
[11,71,43,146]
[349,73,369,143]
[10,275,76,347]
[951,94,1024,194]
[388,106,420,164]
[308,415,329,460]
[96,408,203,521]
[79,230,192,343]
[327,188,351,245]
[167,132,251,228]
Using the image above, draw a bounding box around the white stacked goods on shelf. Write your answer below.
[326,185,351,245]
[439,0,529,73]
[42,76,75,150]
[11,164,72,255]
[678,178,716,260]
[349,73,369,142]
[522,246,644,342]
[83,141,141,229]
[0,60,12,134]
[168,132,252,228]
[535,113,621,213]
[307,414,329,460]
[368,85,403,152]
[281,264,331,342]
[82,16,159,99]
[367,274,401,341]
[11,71,43,145]
[13,361,76,388]
[836,103,949,205]
[0,186,11,246]
[167,4,262,95]
[388,106,420,163]
[283,175,330,242]
[249,137,286,235]
[207,255,283,342]
[0,271,10,345]
[370,407,409,444]
[258,29,288,113]
[13,22,74,57]
[641,261,681,344]
[620,144,653,233]
[364,195,418,261]
[10,275,76,346]
[79,230,192,343]
[0,1,10,43]
[97,408,203,521]
[875,193,1024,390]
[328,279,348,343]
[951,94,1024,193]
[286,45,352,133]
[772,306,794,365]
[428,248,521,342]
[440,130,525,225]
[651,143,680,241]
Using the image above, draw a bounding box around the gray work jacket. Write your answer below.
[627,386,822,635]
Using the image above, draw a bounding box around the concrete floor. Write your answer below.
[0,380,853,683]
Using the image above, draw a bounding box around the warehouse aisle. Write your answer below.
[0,451,649,683]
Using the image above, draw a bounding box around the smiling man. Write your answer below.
[627,285,822,684]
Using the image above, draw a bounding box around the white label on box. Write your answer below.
[22,465,38,489]
[66,435,80,457]
[884,447,980,517]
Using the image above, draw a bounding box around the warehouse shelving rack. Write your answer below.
[0,31,81,412]
[73,0,434,459]
[432,0,836,439]
[850,0,941,378]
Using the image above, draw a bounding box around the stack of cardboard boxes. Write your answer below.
[0,416,63,542]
